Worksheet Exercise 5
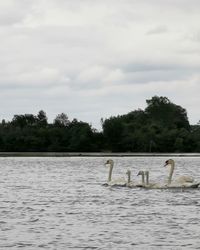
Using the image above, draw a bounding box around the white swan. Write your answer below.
[137,170,145,187]
[126,169,137,187]
[164,159,200,188]
[127,170,153,188]
[103,159,126,187]
[137,170,158,188]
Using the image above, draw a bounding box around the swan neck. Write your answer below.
[145,171,149,185]
[128,172,131,183]
[141,172,145,185]
[108,165,113,182]
[168,161,175,184]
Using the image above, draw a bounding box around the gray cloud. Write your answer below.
[0,0,200,129]
[146,25,168,35]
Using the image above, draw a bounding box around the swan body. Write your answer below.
[103,159,126,187]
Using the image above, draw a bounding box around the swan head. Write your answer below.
[105,159,114,168]
[164,159,174,167]
[137,170,144,176]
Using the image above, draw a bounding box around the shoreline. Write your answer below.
[0,152,200,157]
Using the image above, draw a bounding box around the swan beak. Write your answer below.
[164,161,168,167]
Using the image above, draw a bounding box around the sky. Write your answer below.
[1,0,200,130]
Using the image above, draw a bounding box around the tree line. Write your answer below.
[0,96,200,152]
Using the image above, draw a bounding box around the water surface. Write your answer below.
[0,157,200,249]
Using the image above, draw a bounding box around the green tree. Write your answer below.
[37,110,48,127]
[11,114,37,128]
[145,96,190,130]
[53,113,70,127]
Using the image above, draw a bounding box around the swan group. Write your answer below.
[103,159,200,189]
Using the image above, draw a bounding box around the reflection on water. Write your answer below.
[0,157,200,249]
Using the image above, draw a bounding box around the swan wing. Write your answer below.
[176,176,194,183]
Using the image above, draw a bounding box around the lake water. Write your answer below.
[0,157,200,249]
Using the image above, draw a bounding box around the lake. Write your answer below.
[0,156,200,249]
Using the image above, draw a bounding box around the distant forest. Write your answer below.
[0,96,200,152]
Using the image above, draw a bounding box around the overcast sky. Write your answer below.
[1,0,200,129]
